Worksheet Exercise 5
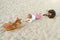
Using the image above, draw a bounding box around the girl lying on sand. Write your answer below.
[43,9,56,18]
[26,14,41,23]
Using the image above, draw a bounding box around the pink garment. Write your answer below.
[33,14,41,19]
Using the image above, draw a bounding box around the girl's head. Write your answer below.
[27,14,32,19]
[43,9,56,18]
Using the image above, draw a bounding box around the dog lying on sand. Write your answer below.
[43,9,56,18]
[3,17,22,31]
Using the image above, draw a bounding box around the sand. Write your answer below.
[0,0,60,40]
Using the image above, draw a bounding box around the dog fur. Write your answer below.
[3,17,22,31]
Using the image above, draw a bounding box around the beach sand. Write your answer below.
[0,0,60,40]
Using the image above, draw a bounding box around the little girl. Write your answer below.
[43,9,56,18]
[26,14,41,23]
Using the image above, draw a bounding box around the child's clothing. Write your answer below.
[33,14,40,19]
[27,14,41,23]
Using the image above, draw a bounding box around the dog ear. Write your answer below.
[16,17,22,21]
[19,19,22,21]
[17,17,19,19]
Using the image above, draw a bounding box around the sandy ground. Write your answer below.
[0,0,60,40]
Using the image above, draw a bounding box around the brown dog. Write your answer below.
[3,17,22,31]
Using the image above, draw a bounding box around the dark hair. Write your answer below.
[48,9,56,18]
[27,14,32,18]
